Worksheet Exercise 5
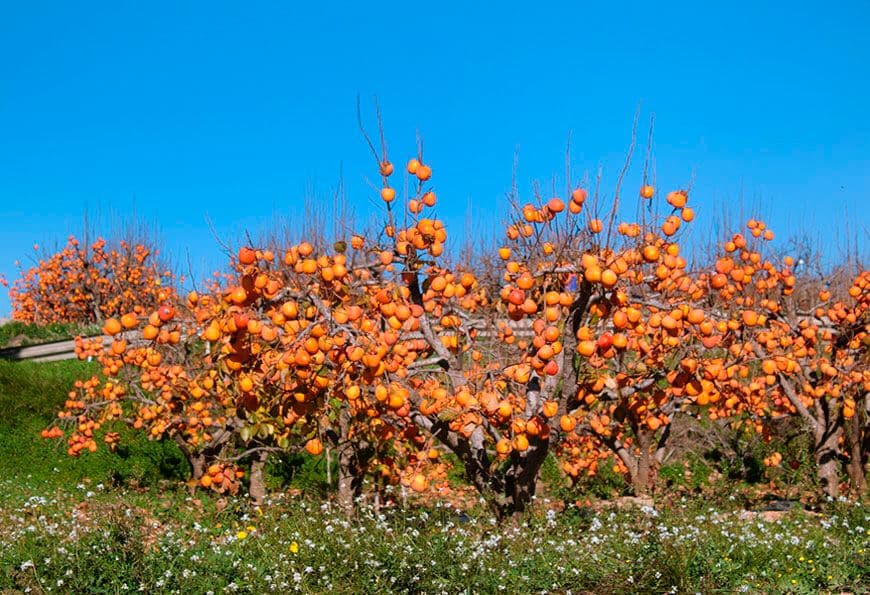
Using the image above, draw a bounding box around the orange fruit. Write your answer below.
[410,473,429,492]
[547,197,565,213]
[380,187,396,202]
[120,313,138,329]
[238,246,257,265]
[666,190,687,208]
[305,438,323,456]
[103,318,122,336]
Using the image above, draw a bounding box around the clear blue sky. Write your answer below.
[2,1,868,316]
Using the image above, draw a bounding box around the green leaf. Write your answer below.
[437,407,460,422]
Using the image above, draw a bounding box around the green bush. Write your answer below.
[267,450,336,495]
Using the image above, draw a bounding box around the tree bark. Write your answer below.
[502,437,550,517]
[634,454,653,496]
[174,435,206,494]
[814,401,842,498]
[844,404,867,495]
[337,444,365,515]
[609,426,661,496]
[335,409,368,516]
[189,452,206,480]
[634,431,658,495]
[248,450,269,505]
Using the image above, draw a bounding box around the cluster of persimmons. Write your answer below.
[33,134,868,514]
[9,236,173,324]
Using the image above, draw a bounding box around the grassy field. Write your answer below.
[0,320,102,348]
[0,359,867,594]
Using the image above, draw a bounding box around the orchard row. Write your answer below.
[14,137,867,518]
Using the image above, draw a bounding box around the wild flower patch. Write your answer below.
[1,479,866,593]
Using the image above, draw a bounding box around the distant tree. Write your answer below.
[10,227,173,324]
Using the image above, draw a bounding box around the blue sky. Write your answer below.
[1,1,868,316]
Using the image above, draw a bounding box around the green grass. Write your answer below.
[0,320,102,348]
[0,359,868,593]
[0,359,188,488]
[1,482,867,593]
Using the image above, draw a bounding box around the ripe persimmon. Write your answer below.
[103,318,122,336]
[666,190,687,208]
[238,247,257,265]
[410,473,429,492]
[547,197,565,213]
[305,438,323,456]
[381,187,396,202]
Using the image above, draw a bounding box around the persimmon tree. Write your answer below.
[702,223,869,497]
[344,116,746,509]
[558,236,720,492]
[481,178,737,497]
[46,221,457,509]
[41,117,867,514]
[57,298,249,495]
[45,131,581,515]
[43,160,720,514]
[9,235,173,324]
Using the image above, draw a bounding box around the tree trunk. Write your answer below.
[814,402,842,498]
[335,409,367,516]
[844,406,867,495]
[502,438,550,518]
[248,450,269,505]
[337,444,364,515]
[189,453,206,480]
[634,452,654,496]
[175,435,206,494]
[631,430,658,496]
[612,428,659,496]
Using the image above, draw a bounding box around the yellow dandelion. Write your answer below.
[289,541,299,554]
